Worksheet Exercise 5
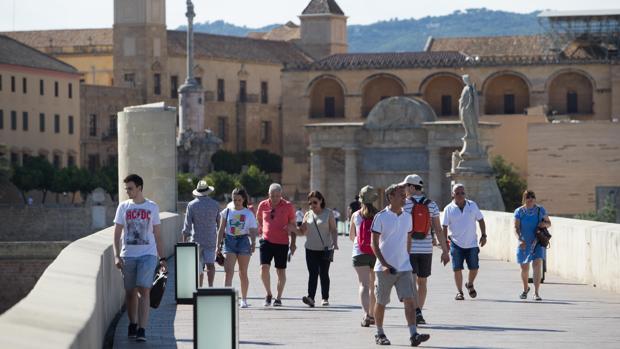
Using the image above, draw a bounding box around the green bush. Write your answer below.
[204,171,238,200]
[492,156,527,212]
[178,173,199,200]
[211,149,282,174]
[211,150,242,173]
[575,196,617,223]
[238,165,271,198]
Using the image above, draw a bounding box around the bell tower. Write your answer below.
[299,0,348,59]
[113,0,168,102]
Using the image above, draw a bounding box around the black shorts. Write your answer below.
[409,253,432,278]
[259,239,289,269]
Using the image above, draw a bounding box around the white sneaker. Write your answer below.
[240,299,249,308]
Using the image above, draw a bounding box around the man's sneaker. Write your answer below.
[136,328,146,342]
[321,299,329,306]
[416,312,426,325]
[302,296,315,307]
[240,299,249,308]
[264,294,273,307]
[410,333,430,347]
[273,298,282,307]
[127,323,138,338]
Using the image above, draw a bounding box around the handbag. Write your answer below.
[150,268,167,309]
[535,206,552,248]
[312,213,334,262]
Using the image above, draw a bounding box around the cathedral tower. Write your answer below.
[113,0,168,102]
[299,0,348,59]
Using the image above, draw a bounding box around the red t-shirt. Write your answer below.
[257,199,295,245]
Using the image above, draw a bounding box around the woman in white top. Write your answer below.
[216,188,258,308]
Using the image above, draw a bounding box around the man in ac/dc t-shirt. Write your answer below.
[113,174,166,343]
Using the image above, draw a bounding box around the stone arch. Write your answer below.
[361,74,406,117]
[307,75,346,118]
[420,72,464,117]
[482,71,531,114]
[546,69,595,115]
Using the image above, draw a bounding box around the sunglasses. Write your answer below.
[308,200,320,206]
[526,195,536,199]
[454,192,466,196]
[270,208,275,220]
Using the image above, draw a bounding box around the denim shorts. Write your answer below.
[122,255,158,290]
[199,246,216,267]
[450,243,480,271]
[222,234,251,255]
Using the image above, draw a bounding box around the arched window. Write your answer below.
[483,73,530,115]
[547,71,593,115]
[421,74,464,117]
[361,75,404,117]
[308,77,345,118]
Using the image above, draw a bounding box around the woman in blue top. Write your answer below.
[514,190,551,301]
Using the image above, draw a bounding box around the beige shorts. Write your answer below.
[375,270,416,305]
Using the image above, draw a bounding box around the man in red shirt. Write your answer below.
[256,183,297,306]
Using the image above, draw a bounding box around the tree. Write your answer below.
[252,149,282,173]
[211,150,242,174]
[178,173,199,201]
[50,166,72,203]
[575,196,618,223]
[10,165,38,204]
[77,167,97,203]
[204,171,238,200]
[0,144,12,184]
[96,165,118,201]
[492,156,527,212]
[237,165,271,198]
[25,157,56,204]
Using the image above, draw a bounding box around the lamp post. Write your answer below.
[194,288,239,349]
[175,242,199,304]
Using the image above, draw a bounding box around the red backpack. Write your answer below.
[411,197,431,240]
[358,216,375,255]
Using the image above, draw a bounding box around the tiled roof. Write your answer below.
[0,35,78,74]
[426,35,553,57]
[247,22,300,42]
[1,29,113,49]
[302,0,345,15]
[288,51,468,71]
[167,30,312,65]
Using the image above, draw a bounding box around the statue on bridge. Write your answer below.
[458,74,484,158]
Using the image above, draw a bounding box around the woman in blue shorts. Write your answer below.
[514,190,551,301]
[216,188,258,308]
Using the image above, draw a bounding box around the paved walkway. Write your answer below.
[115,236,620,348]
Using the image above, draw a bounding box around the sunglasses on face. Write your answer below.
[308,200,320,206]
[526,195,536,199]
[454,192,465,196]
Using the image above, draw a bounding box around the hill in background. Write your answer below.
[185,8,544,52]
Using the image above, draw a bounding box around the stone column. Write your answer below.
[344,146,358,211]
[427,146,441,201]
[309,145,322,192]
[118,102,177,212]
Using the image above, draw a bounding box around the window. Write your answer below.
[0,110,3,129]
[11,111,17,130]
[39,113,45,132]
[11,152,19,165]
[217,79,225,101]
[195,77,202,87]
[567,91,578,114]
[39,79,44,95]
[67,155,76,167]
[217,116,228,142]
[22,78,27,94]
[153,73,161,95]
[88,154,100,172]
[22,112,28,131]
[124,73,135,87]
[54,81,59,97]
[89,114,97,136]
[68,83,73,99]
[170,75,178,98]
[54,114,60,133]
[52,154,61,169]
[324,97,336,118]
[68,115,74,134]
[109,114,117,136]
[441,95,452,116]
[261,121,272,144]
[501,94,515,114]
[239,80,247,102]
[261,81,268,104]
[11,76,15,92]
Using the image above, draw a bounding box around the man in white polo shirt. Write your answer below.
[371,184,430,347]
[442,183,487,301]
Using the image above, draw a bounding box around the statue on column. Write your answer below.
[458,75,483,158]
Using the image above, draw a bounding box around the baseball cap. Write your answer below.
[398,174,424,187]
[358,185,378,204]
[452,183,465,193]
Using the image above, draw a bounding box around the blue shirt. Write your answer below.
[514,205,547,263]
[182,196,220,248]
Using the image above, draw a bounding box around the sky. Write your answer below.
[0,0,619,31]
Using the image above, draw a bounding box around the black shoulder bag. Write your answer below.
[535,206,552,248]
[312,213,334,262]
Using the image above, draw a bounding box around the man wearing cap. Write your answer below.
[442,183,487,300]
[400,174,449,325]
[371,184,430,346]
[181,180,220,287]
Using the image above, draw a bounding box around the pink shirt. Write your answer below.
[257,199,295,245]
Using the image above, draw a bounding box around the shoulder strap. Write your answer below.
[312,213,328,248]
[537,206,542,221]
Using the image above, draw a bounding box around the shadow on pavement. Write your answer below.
[425,324,565,333]
[475,298,574,305]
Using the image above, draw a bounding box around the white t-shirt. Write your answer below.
[371,207,413,272]
[442,199,484,249]
[351,210,363,257]
[221,207,258,236]
[114,199,161,257]
[295,210,304,223]
[403,195,440,254]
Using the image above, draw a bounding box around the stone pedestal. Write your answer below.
[118,102,177,212]
[450,151,505,211]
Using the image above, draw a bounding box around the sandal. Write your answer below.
[534,295,542,301]
[374,334,391,345]
[520,287,530,300]
[361,315,372,327]
[369,316,375,325]
[455,292,464,300]
[465,282,477,298]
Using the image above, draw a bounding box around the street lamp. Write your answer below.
[175,242,198,304]
[193,288,238,349]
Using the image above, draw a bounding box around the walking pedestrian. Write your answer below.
[256,183,297,306]
[298,191,338,307]
[181,180,220,287]
[515,190,551,301]
[442,183,487,301]
[372,184,430,347]
[296,207,304,228]
[113,174,167,342]
[349,185,378,327]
